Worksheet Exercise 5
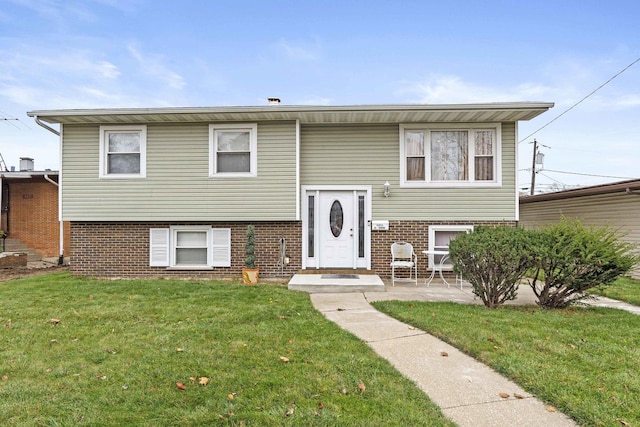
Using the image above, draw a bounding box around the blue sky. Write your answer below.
[1,0,639,192]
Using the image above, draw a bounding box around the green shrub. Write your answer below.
[449,226,535,308]
[244,224,256,269]
[528,218,640,308]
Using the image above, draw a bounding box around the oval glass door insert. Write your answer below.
[329,200,344,237]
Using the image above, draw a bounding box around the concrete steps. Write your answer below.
[2,238,43,262]
[289,270,385,293]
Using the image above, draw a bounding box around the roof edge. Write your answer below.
[520,178,640,203]
[27,102,555,118]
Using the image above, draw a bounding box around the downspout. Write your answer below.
[33,116,64,265]
[34,116,60,136]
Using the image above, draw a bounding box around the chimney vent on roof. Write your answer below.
[267,97,281,105]
[20,157,34,172]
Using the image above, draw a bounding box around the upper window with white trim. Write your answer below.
[400,124,501,187]
[209,123,258,177]
[99,125,147,178]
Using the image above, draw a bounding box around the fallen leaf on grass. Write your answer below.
[499,392,509,398]
[318,402,324,409]
[104,348,117,354]
[97,375,107,380]
[227,392,236,399]
[513,392,525,399]
[440,351,448,357]
[199,377,210,386]
[50,318,61,326]
[176,382,186,390]
[176,348,184,352]
[358,380,366,393]
[546,406,556,412]
[617,418,630,426]
[279,356,290,363]
[2,375,8,381]
[567,343,576,349]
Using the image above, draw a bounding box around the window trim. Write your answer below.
[209,123,258,177]
[399,123,501,188]
[428,225,474,269]
[99,125,147,179]
[149,226,231,269]
[172,226,211,269]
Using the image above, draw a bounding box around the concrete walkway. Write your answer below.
[311,284,582,427]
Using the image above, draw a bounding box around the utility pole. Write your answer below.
[530,139,538,195]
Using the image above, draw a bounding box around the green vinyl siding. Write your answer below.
[300,122,517,221]
[61,122,297,221]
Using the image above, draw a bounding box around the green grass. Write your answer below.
[0,272,453,426]
[590,276,640,306]
[372,300,640,427]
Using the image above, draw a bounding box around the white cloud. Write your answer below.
[397,75,554,104]
[273,39,321,61]
[127,44,186,90]
[296,95,332,105]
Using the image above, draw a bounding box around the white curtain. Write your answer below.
[474,130,494,181]
[431,131,468,181]
[405,131,425,180]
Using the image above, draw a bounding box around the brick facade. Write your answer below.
[2,178,70,258]
[70,220,514,280]
[370,220,516,279]
[70,222,301,280]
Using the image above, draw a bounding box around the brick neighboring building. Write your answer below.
[1,161,70,261]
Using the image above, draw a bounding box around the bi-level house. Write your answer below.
[27,102,553,282]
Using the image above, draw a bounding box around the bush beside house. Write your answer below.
[449,220,639,308]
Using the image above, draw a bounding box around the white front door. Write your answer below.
[302,187,370,270]
[319,191,355,268]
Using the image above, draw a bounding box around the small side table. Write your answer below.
[422,250,451,287]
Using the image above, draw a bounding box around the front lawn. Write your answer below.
[372,300,640,427]
[1,272,452,426]
[590,276,640,306]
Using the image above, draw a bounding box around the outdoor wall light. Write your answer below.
[383,181,390,197]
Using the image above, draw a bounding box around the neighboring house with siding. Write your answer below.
[519,179,640,279]
[27,102,552,280]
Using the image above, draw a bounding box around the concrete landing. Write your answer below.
[288,273,385,293]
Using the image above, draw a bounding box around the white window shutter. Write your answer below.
[211,228,231,267]
[150,228,170,266]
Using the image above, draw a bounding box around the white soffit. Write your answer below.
[28,102,554,125]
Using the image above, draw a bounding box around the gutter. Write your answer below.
[34,116,60,136]
[32,116,64,265]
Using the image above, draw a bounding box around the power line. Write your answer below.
[542,168,636,180]
[519,56,640,143]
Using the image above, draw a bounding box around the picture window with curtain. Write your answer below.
[209,123,258,177]
[99,125,147,178]
[400,124,500,187]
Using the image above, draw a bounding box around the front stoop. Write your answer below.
[288,270,386,293]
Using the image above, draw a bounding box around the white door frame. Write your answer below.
[301,185,372,270]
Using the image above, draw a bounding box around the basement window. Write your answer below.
[149,226,231,269]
